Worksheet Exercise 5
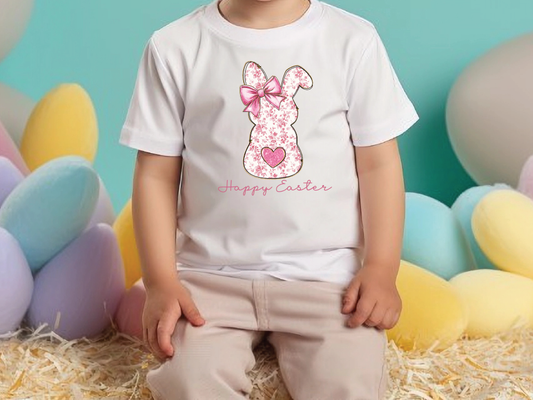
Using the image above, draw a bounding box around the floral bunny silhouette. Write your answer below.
[240,61,313,179]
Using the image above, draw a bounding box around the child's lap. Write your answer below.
[175,269,385,339]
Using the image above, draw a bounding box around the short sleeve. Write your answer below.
[347,29,419,147]
[119,36,184,156]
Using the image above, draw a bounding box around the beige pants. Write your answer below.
[146,270,388,400]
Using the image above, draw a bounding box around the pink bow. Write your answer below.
[240,76,285,117]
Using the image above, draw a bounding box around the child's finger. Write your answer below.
[157,313,178,357]
[364,304,386,328]
[147,323,166,361]
[376,308,395,330]
[342,280,360,314]
[180,296,206,326]
[347,297,376,328]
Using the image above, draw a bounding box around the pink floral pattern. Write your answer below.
[240,61,313,179]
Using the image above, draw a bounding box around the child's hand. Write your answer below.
[341,265,402,330]
[142,279,205,362]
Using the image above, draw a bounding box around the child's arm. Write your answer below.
[341,138,404,330]
[132,151,205,362]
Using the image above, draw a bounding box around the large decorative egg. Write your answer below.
[472,189,533,279]
[0,227,33,334]
[114,278,146,340]
[0,0,33,61]
[0,155,99,273]
[446,32,533,186]
[518,155,533,200]
[451,184,510,270]
[0,157,24,208]
[113,198,142,289]
[20,83,98,171]
[0,82,35,146]
[450,269,533,337]
[86,176,116,230]
[386,260,468,351]
[0,119,29,175]
[403,192,476,279]
[26,223,126,340]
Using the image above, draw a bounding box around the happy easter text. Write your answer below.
[218,179,332,196]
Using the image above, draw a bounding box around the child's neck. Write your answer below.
[217,0,311,30]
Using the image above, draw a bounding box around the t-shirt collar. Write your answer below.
[202,0,323,48]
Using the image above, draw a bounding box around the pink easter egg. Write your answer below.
[0,119,29,175]
[0,157,24,207]
[114,277,146,340]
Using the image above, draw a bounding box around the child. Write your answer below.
[119,0,419,398]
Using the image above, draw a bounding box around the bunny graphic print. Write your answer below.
[240,61,313,179]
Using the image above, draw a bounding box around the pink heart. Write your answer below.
[261,147,286,168]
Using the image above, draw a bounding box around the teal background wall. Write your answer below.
[1,0,532,213]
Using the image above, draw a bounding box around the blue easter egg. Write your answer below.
[451,184,511,270]
[0,156,24,208]
[0,155,99,273]
[403,192,476,280]
[0,227,33,334]
[26,223,126,340]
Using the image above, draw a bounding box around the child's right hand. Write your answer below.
[142,279,205,362]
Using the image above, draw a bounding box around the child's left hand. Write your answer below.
[341,264,402,330]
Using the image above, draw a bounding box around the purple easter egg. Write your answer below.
[0,157,24,208]
[114,277,146,340]
[0,227,33,334]
[26,223,126,340]
[0,119,29,175]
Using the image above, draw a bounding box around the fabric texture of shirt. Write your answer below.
[119,0,420,285]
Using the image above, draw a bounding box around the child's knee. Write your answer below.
[145,341,254,399]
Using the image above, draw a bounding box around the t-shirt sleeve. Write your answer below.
[119,35,184,156]
[347,28,419,147]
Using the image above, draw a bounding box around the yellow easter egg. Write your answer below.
[113,198,141,289]
[449,269,533,337]
[472,189,533,279]
[386,260,468,351]
[20,83,98,171]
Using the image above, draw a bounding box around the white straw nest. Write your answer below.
[1,322,533,399]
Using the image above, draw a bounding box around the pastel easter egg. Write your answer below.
[451,184,511,270]
[0,0,33,61]
[386,260,468,351]
[0,82,35,146]
[85,176,116,230]
[0,228,33,334]
[114,278,146,340]
[446,32,533,186]
[518,155,533,200]
[113,198,141,289]
[26,223,126,340]
[0,155,99,273]
[20,83,98,171]
[0,157,24,208]
[472,189,533,279]
[403,192,476,279]
[450,269,533,337]
[0,119,30,175]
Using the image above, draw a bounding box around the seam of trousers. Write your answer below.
[252,280,270,330]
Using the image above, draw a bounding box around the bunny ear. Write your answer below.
[281,66,313,98]
[243,61,268,88]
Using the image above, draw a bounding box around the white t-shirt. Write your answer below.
[119,0,419,285]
